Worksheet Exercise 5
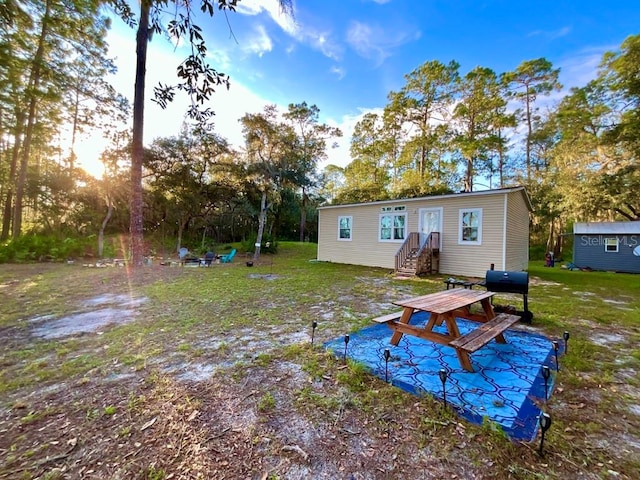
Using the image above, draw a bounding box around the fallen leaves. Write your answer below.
[140,417,157,431]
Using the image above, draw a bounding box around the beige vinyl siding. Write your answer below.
[317,188,531,277]
[318,203,402,269]
[438,195,506,278]
[504,190,530,271]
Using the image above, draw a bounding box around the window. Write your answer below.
[604,238,618,252]
[459,209,482,245]
[338,216,352,241]
[380,212,406,241]
[381,206,406,212]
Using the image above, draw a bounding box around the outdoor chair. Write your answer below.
[220,248,236,263]
[203,251,216,266]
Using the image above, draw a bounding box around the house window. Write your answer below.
[380,211,406,241]
[338,216,352,241]
[604,238,618,252]
[459,209,482,245]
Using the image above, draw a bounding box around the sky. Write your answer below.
[76,0,640,177]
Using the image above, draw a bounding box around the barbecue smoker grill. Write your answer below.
[484,270,532,323]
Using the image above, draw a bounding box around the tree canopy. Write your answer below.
[1,5,638,263]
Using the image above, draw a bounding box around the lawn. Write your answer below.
[0,242,638,479]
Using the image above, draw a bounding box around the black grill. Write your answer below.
[485,270,529,294]
[485,270,531,323]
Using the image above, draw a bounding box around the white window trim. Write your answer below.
[379,212,407,242]
[604,237,618,252]
[338,215,353,241]
[458,208,483,245]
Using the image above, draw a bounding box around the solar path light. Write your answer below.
[384,348,391,383]
[541,365,551,400]
[563,331,570,354]
[538,412,552,456]
[343,334,350,362]
[438,368,448,408]
[552,341,559,371]
[311,321,318,346]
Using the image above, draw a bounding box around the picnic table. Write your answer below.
[374,289,520,372]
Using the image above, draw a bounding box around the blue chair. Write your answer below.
[203,251,216,266]
[220,248,236,263]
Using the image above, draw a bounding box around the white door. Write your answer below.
[419,208,442,249]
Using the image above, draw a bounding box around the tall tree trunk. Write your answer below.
[176,215,187,254]
[546,218,555,256]
[464,157,473,192]
[498,131,505,188]
[299,187,307,242]
[1,111,23,240]
[130,1,151,266]
[525,86,532,181]
[419,145,426,179]
[254,190,268,261]
[98,193,114,258]
[69,86,80,172]
[13,0,52,238]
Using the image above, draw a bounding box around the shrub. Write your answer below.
[241,234,278,254]
[0,234,96,263]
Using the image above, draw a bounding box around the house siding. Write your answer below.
[437,195,505,277]
[317,188,531,278]
[504,190,530,272]
[573,234,640,273]
[318,203,403,271]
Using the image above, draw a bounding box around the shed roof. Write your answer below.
[319,186,532,211]
[573,221,640,235]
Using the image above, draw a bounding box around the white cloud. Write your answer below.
[236,0,298,36]
[528,26,572,40]
[305,28,343,60]
[330,65,346,79]
[346,21,420,65]
[237,0,343,60]
[243,24,273,57]
[558,46,607,89]
[321,107,384,170]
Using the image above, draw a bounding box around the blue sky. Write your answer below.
[78,0,640,176]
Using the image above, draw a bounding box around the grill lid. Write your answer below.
[485,270,529,294]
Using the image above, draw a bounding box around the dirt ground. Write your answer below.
[0,264,638,479]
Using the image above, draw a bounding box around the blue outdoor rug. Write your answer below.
[323,311,562,441]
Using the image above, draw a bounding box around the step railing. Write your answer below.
[395,232,440,274]
[395,232,420,271]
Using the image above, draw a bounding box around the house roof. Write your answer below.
[319,186,533,211]
[573,221,640,235]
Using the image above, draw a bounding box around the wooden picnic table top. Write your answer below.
[392,289,495,315]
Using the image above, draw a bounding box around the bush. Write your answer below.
[241,234,278,254]
[0,234,95,263]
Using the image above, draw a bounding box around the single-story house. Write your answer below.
[317,187,532,278]
[573,221,640,273]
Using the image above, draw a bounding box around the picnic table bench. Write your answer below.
[375,289,521,372]
[448,312,521,371]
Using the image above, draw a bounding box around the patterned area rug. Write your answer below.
[323,312,563,441]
